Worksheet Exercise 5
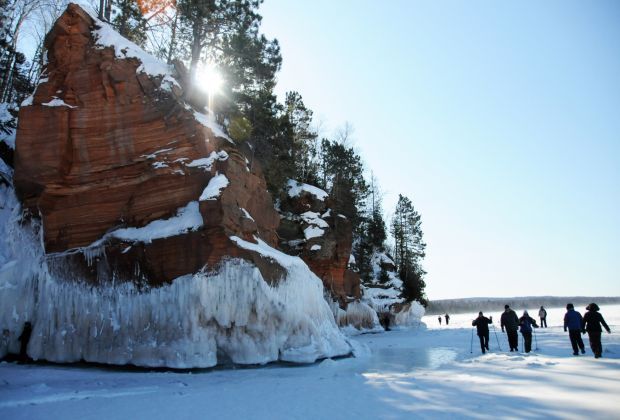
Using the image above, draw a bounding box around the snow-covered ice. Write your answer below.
[0,305,618,419]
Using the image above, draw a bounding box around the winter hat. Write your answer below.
[587,303,600,311]
[523,310,529,316]
[566,303,574,310]
[504,305,509,309]
[479,311,483,316]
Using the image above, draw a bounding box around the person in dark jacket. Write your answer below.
[438,316,442,326]
[501,305,520,351]
[538,306,548,328]
[445,314,450,325]
[18,321,32,362]
[472,312,492,354]
[564,303,585,355]
[582,303,611,358]
[519,311,538,353]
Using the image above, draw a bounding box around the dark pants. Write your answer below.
[478,333,489,353]
[568,329,585,354]
[522,331,533,352]
[540,317,547,328]
[587,331,603,357]
[506,329,518,351]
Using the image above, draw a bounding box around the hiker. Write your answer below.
[564,303,585,355]
[501,305,520,351]
[445,313,450,325]
[472,312,492,354]
[538,306,548,328]
[18,321,33,362]
[582,303,611,359]
[519,311,538,353]
[438,316,442,326]
[383,313,391,331]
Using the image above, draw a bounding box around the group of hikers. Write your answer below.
[471,303,611,358]
[437,313,450,325]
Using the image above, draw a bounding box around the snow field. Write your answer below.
[1,305,618,419]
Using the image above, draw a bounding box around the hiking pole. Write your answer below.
[470,328,474,354]
[492,324,502,351]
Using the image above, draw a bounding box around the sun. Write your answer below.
[196,63,224,95]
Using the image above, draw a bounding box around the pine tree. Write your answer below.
[318,138,368,225]
[0,0,38,104]
[111,0,147,46]
[390,194,427,303]
[284,91,319,185]
[176,0,263,84]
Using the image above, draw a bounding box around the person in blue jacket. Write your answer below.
[519,311,538,353]
[564,303,585,355]
[582,303,611,359]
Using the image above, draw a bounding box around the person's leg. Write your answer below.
[484,333,489,350]
[543,318,547,328]
[591,332,602,357]
[478,334,485,353]
[576,333,585,353]
[569,330,579,354]
[509,330,518,351]
[514,330,520,351]
[524,332,532,352]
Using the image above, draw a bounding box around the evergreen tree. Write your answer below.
[390,194,427,303]
[0,0,38,104]
[284,91,319,185]
[176,0,263,83]
[354,175,387,284]
[318,138,368,225]
[111,0,147,46]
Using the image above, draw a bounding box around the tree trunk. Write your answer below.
[189,17,204,83]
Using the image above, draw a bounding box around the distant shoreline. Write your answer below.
[426,296,620,315]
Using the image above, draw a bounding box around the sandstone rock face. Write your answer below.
[278,180,361,304]
[14,4,280,285]
[2,4,355,368]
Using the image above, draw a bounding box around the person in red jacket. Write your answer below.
[582,303,611,359]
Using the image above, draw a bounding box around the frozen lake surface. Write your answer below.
[1,304,619,419]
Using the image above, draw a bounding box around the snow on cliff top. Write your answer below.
[86,8,172,78]
[286,180,328,201]
[37,3,230,143]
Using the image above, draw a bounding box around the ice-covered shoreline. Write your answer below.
[1,306,618,419]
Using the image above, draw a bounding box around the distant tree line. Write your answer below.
[0,0,429,304]
[426,296,620,315]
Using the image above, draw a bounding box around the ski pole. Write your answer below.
[534,328,539,351]
[492,324,502,351]
[470,328,474,354]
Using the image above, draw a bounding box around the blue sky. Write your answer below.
[260,0,620,299]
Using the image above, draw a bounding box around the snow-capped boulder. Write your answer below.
[2,4,350,367]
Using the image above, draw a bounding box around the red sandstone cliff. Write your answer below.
[14,4,281,285]
[13,4,359,304]
[278,181,361,304]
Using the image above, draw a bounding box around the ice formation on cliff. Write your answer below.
[0,4,352,366]
[0,183,351,367]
